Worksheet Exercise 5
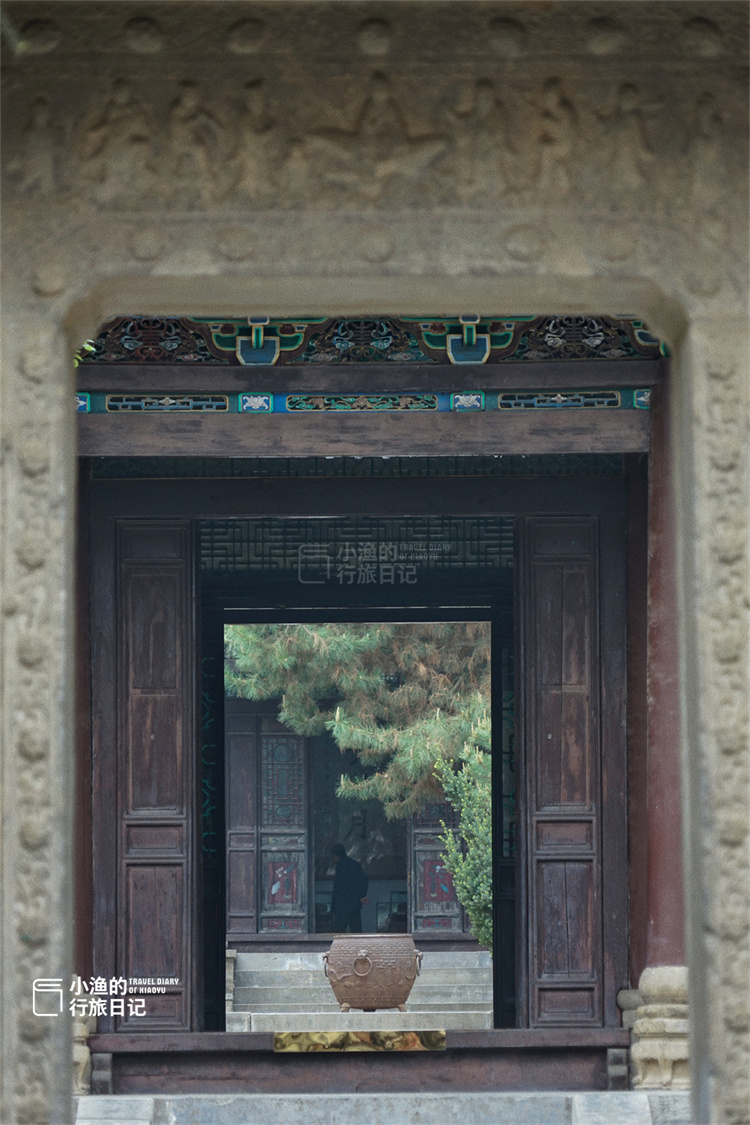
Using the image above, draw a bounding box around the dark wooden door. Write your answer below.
[226,709,308,939]
[522,514,627,1028]
[91,518,198,1031]
[88,475,628,1032]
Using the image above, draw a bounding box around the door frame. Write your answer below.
[86,469,629,1032]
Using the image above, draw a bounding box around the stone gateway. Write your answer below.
[0,4,747,1124]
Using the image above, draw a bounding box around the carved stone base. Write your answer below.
[226,948,237,1014]
[629,966,690,1091]
[90,1052,113,1096]
[72,1016,95,1096]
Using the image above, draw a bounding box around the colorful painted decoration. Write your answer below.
[76,314,667,367]
[105,394,228,411]
[239,393,273,413]
[274,1030,446,1052]
[286,394,437,411]
[81,389,651,413]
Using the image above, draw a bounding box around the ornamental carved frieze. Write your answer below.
[77,314,665,367]
[7,68,727,213]
[3,7,743,223]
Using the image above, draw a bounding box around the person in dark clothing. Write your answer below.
[330,843,369,932]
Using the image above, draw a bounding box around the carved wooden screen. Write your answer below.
[410,802,467,934]
[523,515,623,1028]
[98,520,196,1031]
[226,710,308,939]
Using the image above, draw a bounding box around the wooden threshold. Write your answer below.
[91,1029,629,1052]
[88,1029,629,1094]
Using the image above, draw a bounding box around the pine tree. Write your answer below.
[224,621,491,819]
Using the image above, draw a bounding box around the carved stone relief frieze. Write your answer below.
[1,0,745,230]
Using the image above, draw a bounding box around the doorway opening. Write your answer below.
[200,513,516,1029]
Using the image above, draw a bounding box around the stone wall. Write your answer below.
[0,3,747,1123]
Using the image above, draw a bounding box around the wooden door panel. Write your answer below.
[560,691,591,807]
[226,724,258,940]
[114,521,195,1031]
[225,715,309,937]
[126,693,181,812]
[124,864,184,974]
[536,987,596,1023]
[260,732,305,829]
[562,570,590,684]
[537,861,595,976]
[125,571,180,690]
[259,726,307,933]
[526,516,603,1027]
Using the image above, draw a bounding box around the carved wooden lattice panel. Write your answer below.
[259,725,307,933]
[225,714,309,937]
[411,802,465,934]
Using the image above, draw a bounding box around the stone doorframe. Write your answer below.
[2,270,746,1125]
[1,2,748,1119]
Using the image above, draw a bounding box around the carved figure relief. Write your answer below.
[12,95,57,194]
[597,83,658,197]
[307,72,447,205]
[532,78,577,197]
[79,79,155,202]
[278,139,311,204]
[13,67,733,219]
[232,79,278,203]
[167,80,228,203]
[446,78,513,202]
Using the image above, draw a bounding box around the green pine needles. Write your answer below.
[225,621,491,817]
[225,621,493,945]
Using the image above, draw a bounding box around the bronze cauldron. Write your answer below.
[322,933,423,1012]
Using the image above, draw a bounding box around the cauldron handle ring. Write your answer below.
[416,950,423,976]
[323,952,329,978]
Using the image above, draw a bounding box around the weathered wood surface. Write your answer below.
[91,520,198,1032]
[78,409,649,458]
[96,1043,616,1093]
[77,359,665,393]
[87,475,629,522]
[522,511,627,1029]
[89,1028,629,1052]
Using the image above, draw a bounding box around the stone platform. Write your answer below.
[74,1091,692,1125]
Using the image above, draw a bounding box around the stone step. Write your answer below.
[75,1096,155,1124]
[233,950,492,973]
[227,1009,493,1032]
[234,968,492,989]
[233,1000,494,1015]
[233,984,493,1006]
[74,1091,692,1125]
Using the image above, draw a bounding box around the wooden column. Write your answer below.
[645,384,685,967]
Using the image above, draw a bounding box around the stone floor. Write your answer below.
[74,1091,692,1125]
